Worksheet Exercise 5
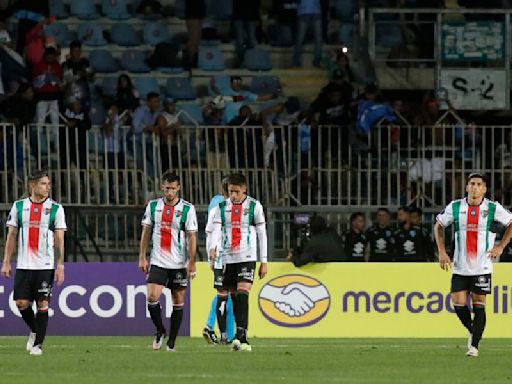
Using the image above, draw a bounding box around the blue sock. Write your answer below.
[206,296,218,330]
[226,295,235,341]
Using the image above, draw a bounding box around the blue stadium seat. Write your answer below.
[134,77,161,99]
[198,46,225,71]
[143,22,170,46]
[121,50,151,73]
[78,22,107,46]
[250,75,280,95]
[208,75,231,96]
[177,103,204,125]
[111,23,141,46]
[101,0,130,19]
[49,0,69,19]
[89,50,120,73]
[70,0,99,19]
[44,22,73,46]
[244,48,272,71]
[267,24,293,47]
[90,100,107,125]
[165,77,196,100]
[101,76,119,98]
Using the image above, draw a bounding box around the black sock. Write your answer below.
[34,308,49,346]
[147,301,166,334]
[472,305,486,348]
[216,295,228,335]
[167,306,183,349]
[454,305,473,333]
[19,306,36,333]
[235,290,249,343]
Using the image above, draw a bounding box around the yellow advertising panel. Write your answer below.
[190,263,512,338]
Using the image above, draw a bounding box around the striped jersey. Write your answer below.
[141,198,198,269]
[210,196,266,264]
[6,198,67,270]
[205,195,226,269]
[436,198,512,275]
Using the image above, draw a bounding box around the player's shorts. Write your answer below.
[147,265,188,289]
[451,274,492,295]
[213,268,224,289]
[14,269,55,302]
[222,262,256,289]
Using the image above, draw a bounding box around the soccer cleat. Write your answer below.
[30,345,43,356]
[231,339,241,351]
[152,332,165,350]
[166,346,176,352]
[26,332,36,352]
[466,346,479,357]
[467,333,473,350]
[202,327,219,345]
[240,343,252,352]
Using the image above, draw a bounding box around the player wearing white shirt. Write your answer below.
[208,173,268,352]
[1,170,67,356]
[435,173,512,357]
[138,172,198,352]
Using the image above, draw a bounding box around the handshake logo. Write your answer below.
[258,274,330,327]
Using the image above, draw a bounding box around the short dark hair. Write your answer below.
[350,212,364,223]
[228,173,246,186]
[377,207,390,215]
[161,171,180,184]
[467,172,486,184]
[409,207,423,216]
[69,40,81,50]
[146,92,160,101]
[44,46,58,56]
[28,169,50,183]
[230,76,242,83]
[398,206,409,213]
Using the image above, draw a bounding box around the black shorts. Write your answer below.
[14,269,54,302]
[213,268,224,289]
[223,262,256,289]
[451,274,492,295]
[147,265,187,289]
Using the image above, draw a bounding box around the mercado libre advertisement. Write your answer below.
[190,263,512,338]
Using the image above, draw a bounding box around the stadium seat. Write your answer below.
[101,0,131,19]
[134,77,161,99]
[111,23,141,46]
[165,77,196,100]
[198,46,225,71]
[208,75,231,96]
[177,103,204,125]
[250,75,280,95]
[101,76,118,97]
[70,0,100,19]
[121,50,151,73]
[78,22,107,46]
[44,22,73,47]
[267,24,293,47]
[143,22,170,46]
[49,0,69,19]
[89,100,107,125]
[244,48,272,71]
[89,50,120,73]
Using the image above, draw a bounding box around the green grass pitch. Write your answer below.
[1,337,512,383]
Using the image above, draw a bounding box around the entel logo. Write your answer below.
[258,274,330,328]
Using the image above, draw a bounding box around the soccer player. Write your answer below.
[1,170,66,356]
[208,173,268,352]
[393,206,432,262]
[202,176,235,344]
[341,212,368,262]
[138,171,198,352]
[434,172,512,357]
[364,208,394,262]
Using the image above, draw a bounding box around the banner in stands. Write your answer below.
[0,263,190,336]
[439,69,507,110]
[190,263,512,338]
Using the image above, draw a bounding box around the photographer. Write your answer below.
[287,215,345,267]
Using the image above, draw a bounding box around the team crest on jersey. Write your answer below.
[470,209,477,217]
[234,207,240,215]
[481,210,488,218]
[175,210,182,217]
[166,208,171,216]
[34,207,39,214]
[409,230,416,237]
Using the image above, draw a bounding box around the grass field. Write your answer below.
[1,337,512,383]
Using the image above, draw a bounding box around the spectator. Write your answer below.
[12,0,49,54]
[62,41,92,112]
[0,17,13,49]
[102,102,125,202]
[203,95,228,169]
[24,17,56,66]
[184,0,206,68]
[228,105,264,168]
[271,0,298,41]
[292,0,322,68]
[60,97,91,169]
[341,212,368,262]
[364,208,394,262]
[116,74,140,115]
[0,82,36,126]
[409,206,435,261]
[232,0,260,65]
[287,215,345,266]
[155,98,180,172]
[393,206,434,262]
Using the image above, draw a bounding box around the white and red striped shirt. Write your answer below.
[6,198,66,270]
[437,198,512,275]
[141,198,198,269]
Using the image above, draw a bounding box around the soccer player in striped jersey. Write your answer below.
[1,170,67,356]
[138,171,198,352]
[434,173,512,357]
[208,173,268,352]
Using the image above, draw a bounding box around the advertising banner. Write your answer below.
[0,263,190,336]
[190,263,512,338]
